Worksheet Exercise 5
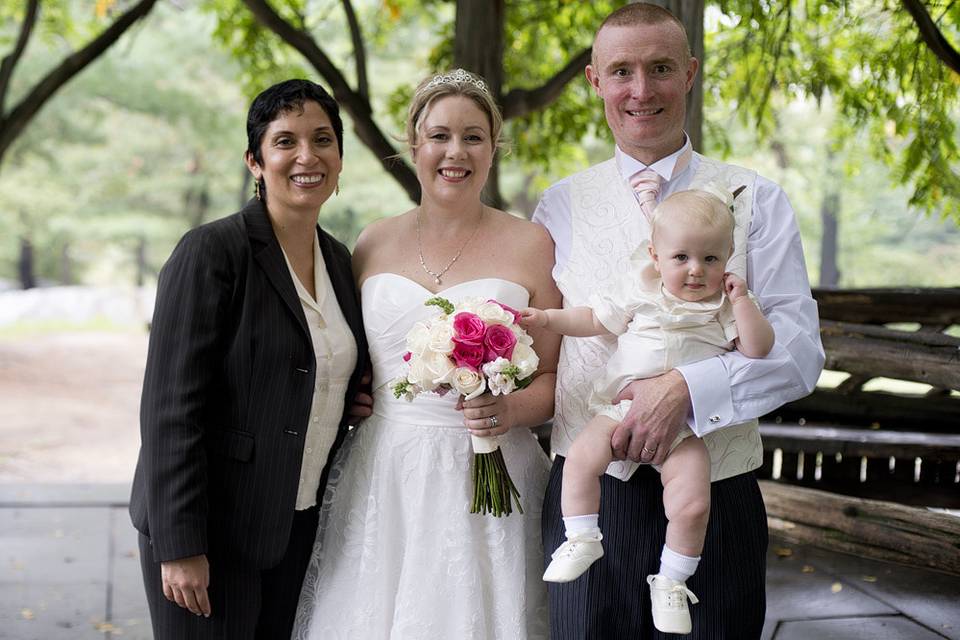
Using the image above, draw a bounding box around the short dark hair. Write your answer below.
[245,79,344,166]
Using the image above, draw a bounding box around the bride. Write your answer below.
[291,69,561,639]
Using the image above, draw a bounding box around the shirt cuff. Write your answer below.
[676,356,734,437]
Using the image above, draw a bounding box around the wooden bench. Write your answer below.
[758,287,960,508]
[756,288,960,574]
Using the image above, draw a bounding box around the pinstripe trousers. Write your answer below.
[139,506,318,640]
[543,457,768,639]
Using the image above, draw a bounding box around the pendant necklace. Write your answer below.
[416,207,484,286]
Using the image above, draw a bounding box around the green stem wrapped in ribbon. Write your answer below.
[469,434,523,517]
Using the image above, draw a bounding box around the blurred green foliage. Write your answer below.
[0,0,957,291]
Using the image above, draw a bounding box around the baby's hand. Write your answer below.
[519,307,547,329]
[724,273,748,302]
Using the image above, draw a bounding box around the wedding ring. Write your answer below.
[488,415,500,428]
[642,446,657,454]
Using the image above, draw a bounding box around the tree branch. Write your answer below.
[242,0,420,203]
[340,0,369,102]
[501,47,591,119]
[901,0,960,75]
[0,0,158,166]
[754,3,791,128]
[0,0,40,116]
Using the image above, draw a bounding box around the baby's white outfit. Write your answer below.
[587,252,759,456]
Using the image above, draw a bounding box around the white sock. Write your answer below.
[659,545,700,582]
[562,514,601,539]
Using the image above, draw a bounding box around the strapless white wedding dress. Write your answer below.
[292,274,550,640]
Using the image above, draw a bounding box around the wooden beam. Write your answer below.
[812,287,960,325]
[760,481,960,576]
[759,423,960,459]
[821,320,960,390]
[769,388,960,432]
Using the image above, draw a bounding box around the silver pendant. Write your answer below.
[435,277,442,285]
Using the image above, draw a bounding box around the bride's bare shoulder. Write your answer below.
[353,210,414,272]
[488,208,554,253]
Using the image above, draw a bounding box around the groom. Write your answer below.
[534,3,824,638]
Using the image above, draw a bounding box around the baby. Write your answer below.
[521,186,774,635]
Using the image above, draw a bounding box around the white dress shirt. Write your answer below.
[533,139,824,437]
[282,232,357,509]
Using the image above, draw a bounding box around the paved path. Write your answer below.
[2,484,958,639]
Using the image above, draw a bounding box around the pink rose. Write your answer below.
[402,351,412,362]
[452,340,484,371]
[452,312,486,344]
[487,299,522,324]
[483,323,517,361]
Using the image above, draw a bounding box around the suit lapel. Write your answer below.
[242,198,311,343]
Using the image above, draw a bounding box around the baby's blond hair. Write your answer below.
[650,189,735,252]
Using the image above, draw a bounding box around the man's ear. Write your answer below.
[685,56,700,93]
[585,65,602,98]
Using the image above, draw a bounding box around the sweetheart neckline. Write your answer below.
[360,273,531,298]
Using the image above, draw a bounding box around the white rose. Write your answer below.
[487,372,517,396]
[510,342,539,379]
[455,297,485,315]
[407,356,437,391]
[450,367,486,400]
[405,321,431,356]
[427,320,455,354]
[476,301,513,326]
[422,349,456,386]
[510,323,534,346]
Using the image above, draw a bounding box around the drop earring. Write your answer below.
[254,179,262,201]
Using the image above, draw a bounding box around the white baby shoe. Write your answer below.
[542,533,603,583]
[646,573,699,634]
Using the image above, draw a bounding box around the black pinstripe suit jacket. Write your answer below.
[129,198,367,569]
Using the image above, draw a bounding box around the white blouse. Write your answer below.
[282,232,357,510]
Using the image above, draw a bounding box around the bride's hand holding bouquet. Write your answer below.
[391,295,540,517]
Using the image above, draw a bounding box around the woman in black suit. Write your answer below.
[130,79,368,639]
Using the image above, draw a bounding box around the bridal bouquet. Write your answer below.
[391,296,540,517]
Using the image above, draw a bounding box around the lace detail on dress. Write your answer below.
[292,276,550,640]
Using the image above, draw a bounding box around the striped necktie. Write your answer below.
[629,145,694,220]
[630,169,662,220]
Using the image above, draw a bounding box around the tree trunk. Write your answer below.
[818,190,840,286]
[59,242,72,285]
[18,235,35,289]
[135,236,147,287]
[819,150,840,286]
[454,0,506,209]
[648,1,705,151]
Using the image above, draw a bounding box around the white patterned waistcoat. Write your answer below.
[552,154,764,482]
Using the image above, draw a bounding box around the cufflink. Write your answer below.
[709,415,721,424]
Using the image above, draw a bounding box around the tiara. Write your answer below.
[421,68,488,95]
